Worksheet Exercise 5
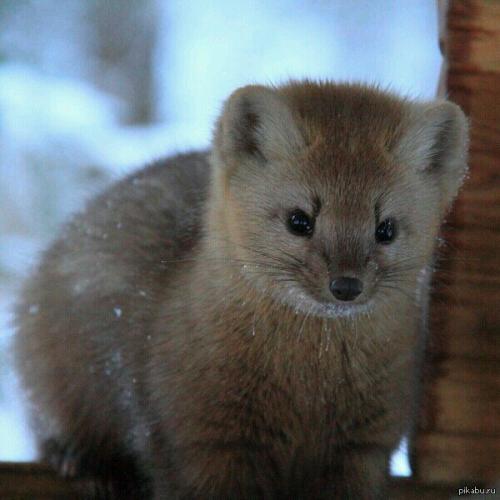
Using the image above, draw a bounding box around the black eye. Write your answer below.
[375,218,397,244]
[287,209,314,236]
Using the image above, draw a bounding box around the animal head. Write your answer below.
[210,81,468,317]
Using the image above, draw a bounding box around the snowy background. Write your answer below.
[0,0,441,475]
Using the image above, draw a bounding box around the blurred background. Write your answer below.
[0,0,440,475]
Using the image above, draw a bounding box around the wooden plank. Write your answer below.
[414,0,500,486]
[431,285,500,308]
[429,304,500,361]
[415,433,500,485]
[419,358,500,435]
[0,462,82,499]
[446,0,500,74]
[0,462,462,499]
[389,478,472,500]
[430,0,500,368]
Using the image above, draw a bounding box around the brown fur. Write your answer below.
[14,81,468,499]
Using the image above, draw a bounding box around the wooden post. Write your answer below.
[414,0,500,486]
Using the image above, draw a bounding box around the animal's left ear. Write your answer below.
[396,100,469,211]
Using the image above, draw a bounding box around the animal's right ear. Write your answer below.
[213,85,304,170]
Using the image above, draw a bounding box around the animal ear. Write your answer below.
[213,85,304,169]
[396,100,469,210]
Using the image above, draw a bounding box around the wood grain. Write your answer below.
[0,462,82,499]
[420,358,500,435]
[416,433,500,485]
[415,0,500,485]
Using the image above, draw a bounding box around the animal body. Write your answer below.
[14,81,468,499]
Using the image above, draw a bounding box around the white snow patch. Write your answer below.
[390,436,412,477]
[0,294,36,461]
[28,304,39,315]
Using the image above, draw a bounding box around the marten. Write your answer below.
[14,81,468,499]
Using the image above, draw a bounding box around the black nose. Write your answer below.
[330,277,363,301]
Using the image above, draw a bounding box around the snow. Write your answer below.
[0,294,37,461]
[27,305,39,315]
[390,436,412,477]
